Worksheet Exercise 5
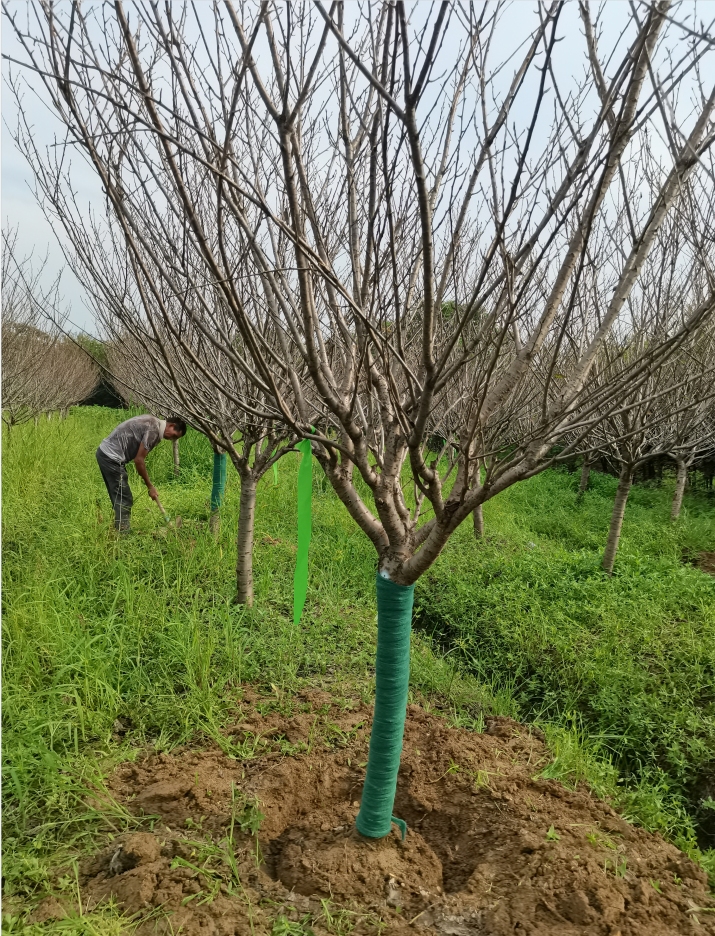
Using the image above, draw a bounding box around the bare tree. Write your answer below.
[103,310,295,605]
[2,228,59,431]
[2,228,97,429]
[41,332,99,417]
[557,211,715,571]
[662,329,715,520]
[60,213,296,605]
[588,333,715,574]
[6,0,715,837]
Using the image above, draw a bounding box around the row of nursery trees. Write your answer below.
[1,231,99,432]
[5,0,715,841]
[100,304,715,578]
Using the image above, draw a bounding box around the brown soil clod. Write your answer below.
[107,832,161,875]
[61,692,715,935]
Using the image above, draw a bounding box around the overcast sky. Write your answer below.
[3,8,110,334]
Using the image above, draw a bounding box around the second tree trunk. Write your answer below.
[472,503,484,539]
[577,457,591,500]
[602,465,633,576]
[235,474,257,606]
[671,458,688,520]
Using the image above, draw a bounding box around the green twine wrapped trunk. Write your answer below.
[210,452,227,512]
[288,440,412,840]
[293,439,312,626]
[356,574,414,840]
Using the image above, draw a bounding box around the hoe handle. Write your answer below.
[154,496,172,526]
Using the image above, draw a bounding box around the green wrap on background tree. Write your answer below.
[210,452,227,512]
[293,439,312,627]
[355,574,414,840]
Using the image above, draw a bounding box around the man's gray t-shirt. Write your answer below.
[99,415,166,464]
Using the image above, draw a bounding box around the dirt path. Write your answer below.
[34,688,715,934]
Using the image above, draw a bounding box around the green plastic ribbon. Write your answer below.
[210,452,227,512]
[293,439,313,627]
[356,574,414,840]
[391,816,407,841]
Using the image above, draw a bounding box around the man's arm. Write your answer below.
[134,442,158,502]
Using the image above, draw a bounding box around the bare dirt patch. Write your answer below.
[39,690,715,934]
[682,550,715,577]
[697,552,715,576]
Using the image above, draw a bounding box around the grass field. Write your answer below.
[415,468,715,844]
[3,407,715,924]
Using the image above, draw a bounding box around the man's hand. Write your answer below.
[148,486,159,503]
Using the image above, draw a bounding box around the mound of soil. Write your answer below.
[39,690,715,934]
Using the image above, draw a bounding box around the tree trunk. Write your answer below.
[472,503,484,539]
[173,438,180,477]
[235,474,257,606]
[602,466,633,576]
[577,457,591,500]
[208,511,221,539]
[33,415,39,427]
[356,575,414,838]
[671,458,688,520]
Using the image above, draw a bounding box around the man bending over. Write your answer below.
[96,414,187,532]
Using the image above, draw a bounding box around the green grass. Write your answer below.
[2,408,715,924]
[415,467,715,843]
[1,410,486,874]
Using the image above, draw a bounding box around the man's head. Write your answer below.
[164,417,187,440]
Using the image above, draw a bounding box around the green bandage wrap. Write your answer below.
[210,452,227,512]
[356,575,414,839]
[293,439,312,626]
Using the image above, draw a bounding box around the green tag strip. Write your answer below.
[355,575,414,839]
[210,452,227,512]
[293,439,312,627]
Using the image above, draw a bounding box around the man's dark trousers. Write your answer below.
[96,447,133,530]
